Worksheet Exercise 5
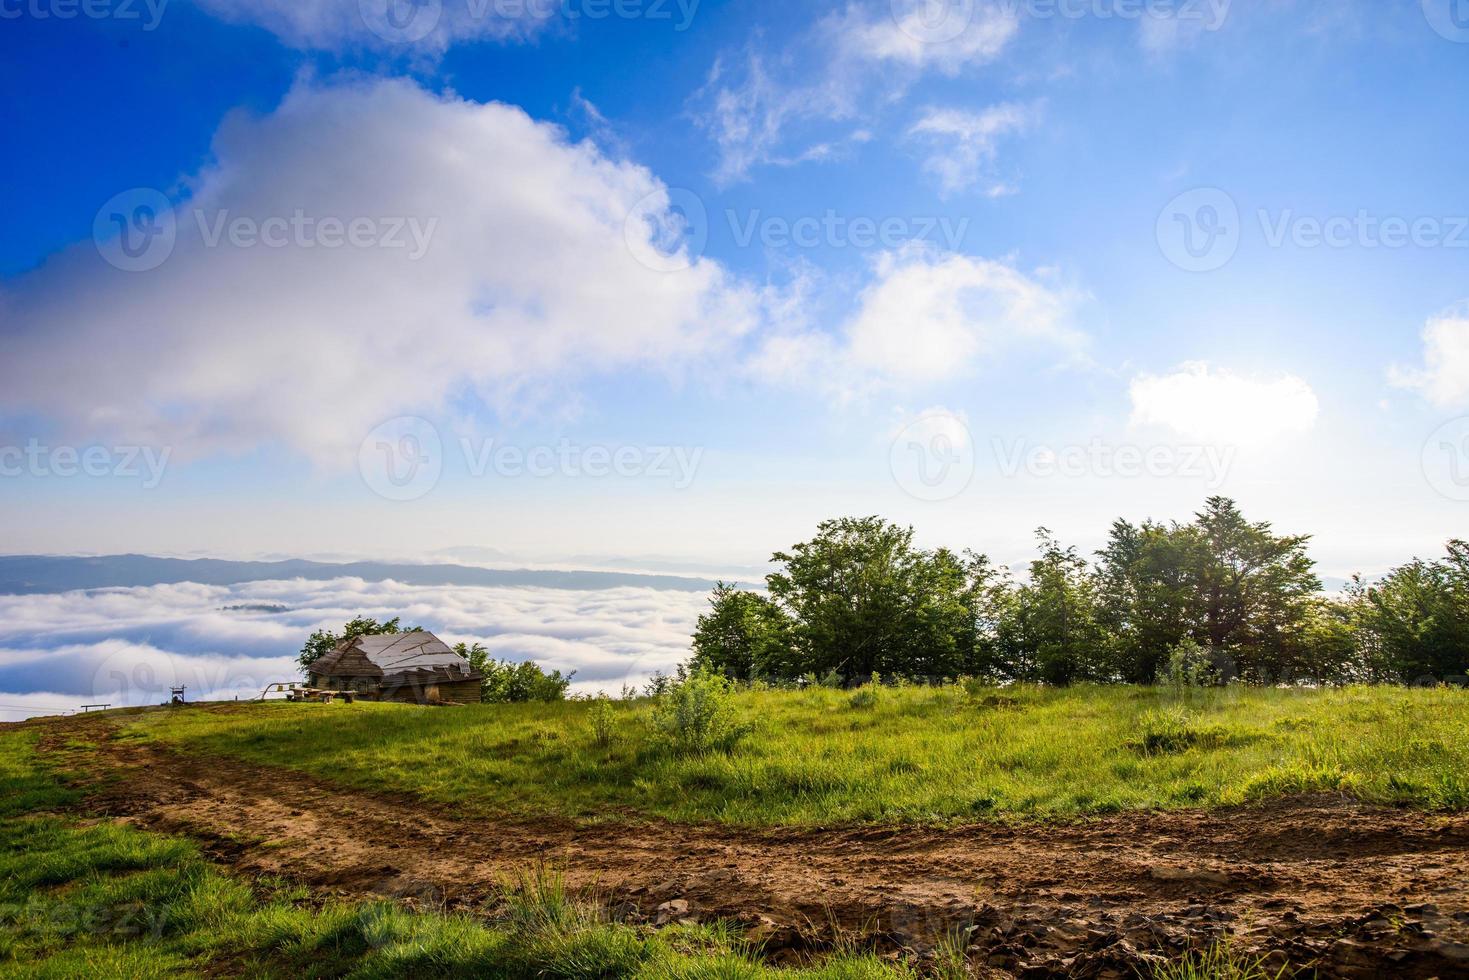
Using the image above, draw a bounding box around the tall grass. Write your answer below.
[123,683,1469,825]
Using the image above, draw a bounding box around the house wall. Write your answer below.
[312,675,381,695]
[381,678,482,705]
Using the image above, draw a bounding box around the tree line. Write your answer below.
[689,497,1469,687]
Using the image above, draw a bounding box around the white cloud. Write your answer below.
[692,54,859,187]
[833,0,1019,74]
[750,246,1083,393]
[1137,0,1232,55]
[692,3,1020,185]
[908,103,1035,197]
[0,577,709,715]
[1129,363,1319,445]
[0,77,757,462]
[188,0,544,53]
[845,247,1081,382]
[1389,306,1469,410]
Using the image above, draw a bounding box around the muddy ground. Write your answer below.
[24,715,1469,978]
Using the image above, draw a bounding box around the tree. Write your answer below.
[1346,540,1469,682]
[689,582,796,681]
[1184,497,1321,681]
[453,641,574,703]
[953,550,1018,680]
[1090,499,1324,683]
[298,616,420,674]
[1095,519,1196,683]
[1007,529,1106,685]
[763,516,990,682]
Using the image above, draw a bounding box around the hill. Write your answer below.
[4,685,1468,977]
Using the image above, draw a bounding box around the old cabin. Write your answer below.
[307,632,483,705]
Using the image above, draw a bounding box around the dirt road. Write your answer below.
[35,721,1469,978]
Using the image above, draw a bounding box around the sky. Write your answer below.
[3,0,1469,585]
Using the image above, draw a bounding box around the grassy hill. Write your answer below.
[123,683,1469,824]
[4,683,1467,978]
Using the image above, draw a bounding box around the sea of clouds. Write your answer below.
[0,577,707,719]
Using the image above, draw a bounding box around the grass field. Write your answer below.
[0,730,919,979]
[122,683,1469,825]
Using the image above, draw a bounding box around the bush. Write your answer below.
[482,660,574,704]
[848,673,882,709]
[650,669,748,755]
[456,643,574,703]
[589,696,616,750]
[1159,639,1228,688]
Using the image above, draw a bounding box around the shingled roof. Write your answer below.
[310,631,482,687]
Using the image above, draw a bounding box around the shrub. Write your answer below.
[482,660,574,704]
[457,642,574,703]
[650,668,748,755]
[848,673,882,709]
[643,672,675,698]
[589,696,616,750]
[1160,639,1228,688]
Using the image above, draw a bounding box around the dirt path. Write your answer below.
[36,721,1469,978]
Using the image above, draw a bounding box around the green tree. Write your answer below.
[1346,540,1469,682]
[689,582,796,681]
[954,550,1018,680]
[298,616,420,674]
[1095,519,1197,683]
[1007,529,1106,685]
[764,516,990,682]
[454,641,574,703]
[1185,497,1321,681]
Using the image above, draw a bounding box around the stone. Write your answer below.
[653,899,689,925]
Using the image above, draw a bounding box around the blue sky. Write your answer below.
[2,0,1469,578]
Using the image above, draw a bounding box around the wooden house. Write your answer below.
[307,632,482,704]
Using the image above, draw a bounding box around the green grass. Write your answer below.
[0,731,914,979]
[1149,939,1291,980]
[121,683,1469,825]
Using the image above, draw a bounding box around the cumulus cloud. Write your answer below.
[0,577,707,717]
[1129,363,1319,445]
[907,103,1035,197]
[749,246,1083,395]
[844,247,1082,382]
[1389,306,1469,409]
[0,77,756,462]
[691,3,1019,185]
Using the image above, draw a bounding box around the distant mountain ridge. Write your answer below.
[0,554,717,596]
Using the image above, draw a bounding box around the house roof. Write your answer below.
[311,631,482,686]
